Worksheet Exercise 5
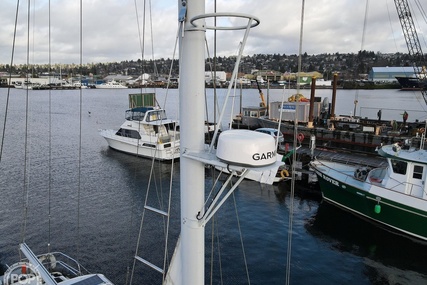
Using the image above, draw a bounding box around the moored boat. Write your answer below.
[310,136,427,241]
[95,80,128,89]
[13,81,23,89]
[22,81,41,90]
[99,105,180,161]
[395,76,426,90]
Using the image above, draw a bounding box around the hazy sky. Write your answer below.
[0,0,426,65]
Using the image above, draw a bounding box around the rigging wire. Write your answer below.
[204,5,224,280]
[202,12,260,283]
[204,0,220,137]
[157,18,181,114]
[385,0,427,114]
[204,39,220,133]
[162,27,179,108]
[353,0,370,117]
[389,0,427,113]
[129,4,183,284]
[208,18,256,153]
[209,217,215,285]
[133,0,159,98]
[415,0,427,23]
[227,43,244,131]
[286,1,305,284]
[408,0,427,113]
[232,191,251,284]
[130,161,152,284]
[214,217,224,285]
[204,33,226,137]
[213,0,218,132]
[0,1,20,163]
[414,0,427,25]
[148,0,159,79]
[133,0,147,97]
[47,0,52,254]
[410,0,427,54]
[21,0,32,245]
[75,0,84,261]
[161,152,176,282]
[132,0,145,161]
[128,1,147,283]
[385,0,401,54]
[413,0,427,25]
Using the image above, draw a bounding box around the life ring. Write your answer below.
[297,133,304,142]
[420,128,425,134]
[280,169,289,178]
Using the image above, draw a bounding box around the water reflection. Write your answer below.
[275,178,427,284]
[306,193,427,283]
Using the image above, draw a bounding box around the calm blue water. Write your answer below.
[0,87,426,284]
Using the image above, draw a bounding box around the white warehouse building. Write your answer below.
[368,66,417,82]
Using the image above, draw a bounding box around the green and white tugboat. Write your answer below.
[310,131,427,241]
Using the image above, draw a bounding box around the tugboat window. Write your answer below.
[413,165,423,179]
[391,159,407,175]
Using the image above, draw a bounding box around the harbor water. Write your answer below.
[0,87,426,284]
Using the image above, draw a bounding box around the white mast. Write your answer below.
[178,0,206,284]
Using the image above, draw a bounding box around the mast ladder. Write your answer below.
[134,203,170,274]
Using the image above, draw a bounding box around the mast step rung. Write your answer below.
[135,255,164,274]
[144,205,168,216]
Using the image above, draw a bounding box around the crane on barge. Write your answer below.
[393,0,427,101]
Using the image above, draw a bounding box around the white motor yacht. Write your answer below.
[99,106,180,161]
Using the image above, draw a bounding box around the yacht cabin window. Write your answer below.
[115,128,141,139]
[147,110,167,122]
